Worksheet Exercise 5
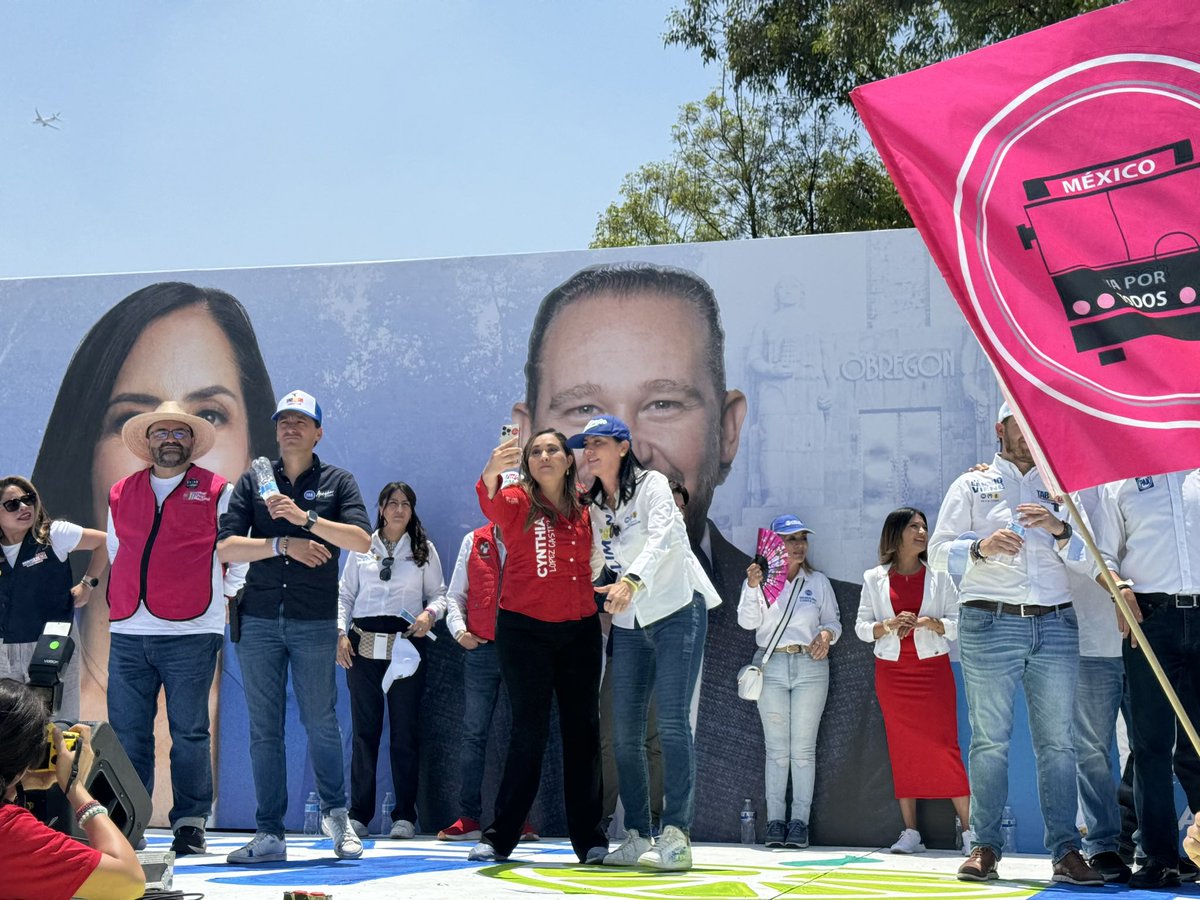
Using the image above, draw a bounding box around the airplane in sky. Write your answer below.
[32,109,62,129]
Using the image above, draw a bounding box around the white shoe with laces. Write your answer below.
[389,819,415,839]
[226,832,286,864]
[603,829,653,866]
[323,807,364,859]
[890,828,926,854]
[638,825,692,871]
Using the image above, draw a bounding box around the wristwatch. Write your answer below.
[1055,519,1074,541]
[304,508,319,530]
[79,576,100,588]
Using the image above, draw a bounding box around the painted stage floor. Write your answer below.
[152,831,1200,899]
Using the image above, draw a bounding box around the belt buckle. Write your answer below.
[784,644,801,654]
[1017,604,1041,617]
[1178,595,1198,609]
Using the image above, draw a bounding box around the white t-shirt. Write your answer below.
[2,520,84,568]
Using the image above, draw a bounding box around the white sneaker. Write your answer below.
[348,818,368,838]
[638,825,692,871]
[603,829,653,866]
[389,819,415,839]
[890,828,926,854]
[961,829,977,857]
[226,832,286,864]
[323,808,364,859]
[467,840,509,862]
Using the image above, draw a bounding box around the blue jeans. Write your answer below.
[237,614,345,836]
[756,651,829,824]
[959,604,1080,860]
[107,632,222,829]
[460,640,502,820]
[1075,655,1124,856]
[612,592,707,834]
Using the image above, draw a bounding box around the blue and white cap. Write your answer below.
[566,414,632,449]
[770,514,814,536]
[273,389,323,426]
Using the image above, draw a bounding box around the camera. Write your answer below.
[32,727,79,773]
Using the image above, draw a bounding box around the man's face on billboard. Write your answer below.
[515,290,745,538]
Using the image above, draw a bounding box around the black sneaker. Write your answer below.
[1086,850,1132,884]
[1179,855,1199,883]
[764,819,786,848]
[171,825,207,856]
[784,820,808,849]
[1129,862,1180,889]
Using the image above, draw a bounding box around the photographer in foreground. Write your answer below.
[0,679,144,900]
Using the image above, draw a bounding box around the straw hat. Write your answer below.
[120,400,217,464]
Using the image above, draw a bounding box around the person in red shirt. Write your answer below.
[0,679,144,900]
[466,429,608,865]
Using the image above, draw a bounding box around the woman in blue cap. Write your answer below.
[738,514,840,849]
[569,415,720,872]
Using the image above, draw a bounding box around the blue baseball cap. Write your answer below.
[273,389,323,426]
[566,415,632,449]
[770,514,814,536]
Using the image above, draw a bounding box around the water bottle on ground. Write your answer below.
[251,456,280,499]
[740,799,757,845]
[381,791,396,833]
[1000,805,1017,853]
[303,792,320,835]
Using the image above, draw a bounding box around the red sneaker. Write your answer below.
[520,821,539,842]
[437,817,482,841]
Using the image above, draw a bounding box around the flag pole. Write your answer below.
[1062,491,1200,756]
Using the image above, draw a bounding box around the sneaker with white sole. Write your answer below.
[226,832,286,864]
[389,819,415,839]
[603,829,653,866]
[467,840,508,862]
[347,818,368,838]
[323,808,364,860]
[638,825,692,871]
[438,816,482,841]
[584,844,609,864]
[890,828,926,854]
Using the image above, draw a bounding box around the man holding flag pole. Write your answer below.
[851,0,1200,886]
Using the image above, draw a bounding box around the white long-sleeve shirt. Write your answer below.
[1093,469,1200,594]
[338,531,447,634]
[928,455,1089,606]
[444,529,506,640]
[737,570,841,649]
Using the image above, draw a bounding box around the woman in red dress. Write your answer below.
[855,507,971,855]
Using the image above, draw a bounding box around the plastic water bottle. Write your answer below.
[740,799,756,845]
[251,456,280,499]
[381,791,395,831]
[303,792,320,835]
[1000,805,1017,852]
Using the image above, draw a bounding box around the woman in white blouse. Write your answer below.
[738,514,841,850]
[336,481,446,840]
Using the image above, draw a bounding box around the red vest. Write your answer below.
[466,524,502,641]
[108,466,226,622]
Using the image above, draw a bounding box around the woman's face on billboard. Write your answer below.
[90,304,252,529]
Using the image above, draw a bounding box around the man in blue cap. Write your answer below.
[218,389,372,864]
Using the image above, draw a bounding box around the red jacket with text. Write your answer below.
[108,465,226,621]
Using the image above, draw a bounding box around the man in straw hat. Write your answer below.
[106,400,241,857]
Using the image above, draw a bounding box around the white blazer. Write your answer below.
[854,564,959,661]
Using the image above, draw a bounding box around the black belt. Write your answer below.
[963,599,1072,617]
[1137,592,1200,609]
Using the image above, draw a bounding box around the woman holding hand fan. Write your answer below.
[737,514,840,850]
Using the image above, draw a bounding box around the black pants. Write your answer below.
[482,609,606,860]
[346,616,427,826]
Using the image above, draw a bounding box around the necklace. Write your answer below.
[381,535,399,555]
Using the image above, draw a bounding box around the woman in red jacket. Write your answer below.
[466,429,608,865]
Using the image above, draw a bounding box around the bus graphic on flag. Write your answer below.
[1016,139,1200,366]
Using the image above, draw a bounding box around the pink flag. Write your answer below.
[852,0,1200,493]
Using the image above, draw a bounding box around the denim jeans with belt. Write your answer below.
[1124,595,1200,867]
[107,632,222,829]
[756,650,829,824]
[958,604,1080,860]
[237,613,346,836]
[459,640,502,821]
[612,592,707,835]
[1074,655,1124,856]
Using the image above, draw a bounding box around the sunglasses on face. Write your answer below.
[1,493,37,513]
[149,428,193,441]
[379,556,395,582]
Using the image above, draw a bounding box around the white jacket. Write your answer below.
[854,564,959,661]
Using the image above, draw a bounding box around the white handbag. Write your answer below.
[735,579,803,702]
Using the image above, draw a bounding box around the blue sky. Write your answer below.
[1,2,715,277]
